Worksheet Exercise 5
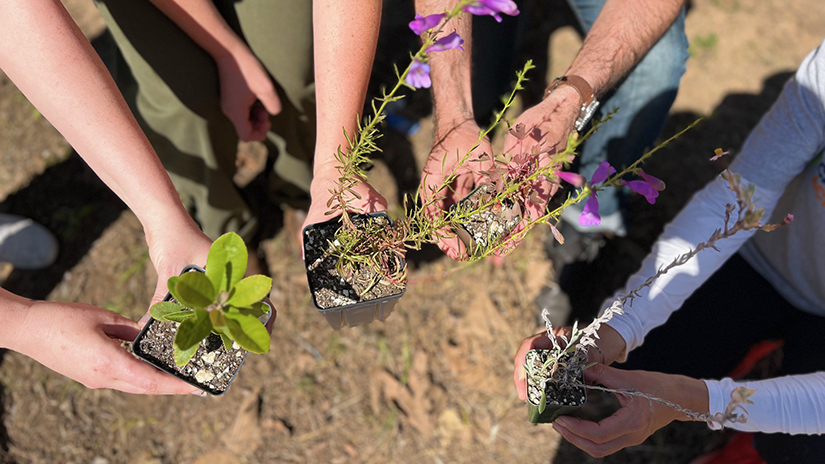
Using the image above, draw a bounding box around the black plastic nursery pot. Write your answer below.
[132,265,273,396]
[525,349,587,424]
[303,212,406,330]
[452,184,522,254]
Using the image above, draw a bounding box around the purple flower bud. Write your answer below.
[579,195,601,226]
[621,180,660,204]
[408,13,445,35]
[556,170,585,187]
[425,31,464,53]
[589,161,616,185]
[406,58,431,89]
[463,0,519,22]
[639,170,666,191]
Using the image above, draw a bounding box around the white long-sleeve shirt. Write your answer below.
[605,39,825,434]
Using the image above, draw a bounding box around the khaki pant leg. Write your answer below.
[227,0,316,208]
[96,1,257,241]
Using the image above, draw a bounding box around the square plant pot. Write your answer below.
[525,349,587,423]
[132,265,272,396]
[303,212,406,330]
[452,184,522,255]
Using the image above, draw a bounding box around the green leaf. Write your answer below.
[174,341,199,367]
[539,390,547,414]
[149,301,185,321]
[224,312,270,354]
[174,309,212,351]
[166,276,182,302]
[227,275,271,308]
[205,232,247,293]
[220,332,233,351]
[174,272,216,310]
[231,301,269,319]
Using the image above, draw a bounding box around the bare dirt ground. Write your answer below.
[1,1,823,463]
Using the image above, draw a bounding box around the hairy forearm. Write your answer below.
[415,0,474,133]
[312,0,382,176]
[147,0,246,60]
[567,0,685,96]
[0,0,195,234]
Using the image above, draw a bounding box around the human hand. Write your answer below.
[502,87,581,222]
[513,324,626,401]
[552,364,709,458]
[11,301,201,395]
[301,164,388,251]
[421,119,493,260]
[144,222,213,309]
[215,46,281,142]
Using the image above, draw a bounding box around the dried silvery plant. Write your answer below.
[525,158,793,425]
[149,232,272,366]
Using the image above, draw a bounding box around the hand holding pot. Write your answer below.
[7,300,200,395]
[502,88,580,224]
[552,364,709,458]
[144,221,213,311]
[421,119,493,260]
[302,167,388,250]
[513,323,627,401]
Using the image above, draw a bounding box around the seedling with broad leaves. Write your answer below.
[149,232,272,366]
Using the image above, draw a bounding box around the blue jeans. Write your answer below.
[472,0,688,235]
[564,0,688,235]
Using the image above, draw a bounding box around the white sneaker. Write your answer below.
[0,213,59,270]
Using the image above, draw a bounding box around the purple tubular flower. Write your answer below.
[556,170,585,187]
[622,180,660,204]
[639,170,666,191]
[425,31,464,53]
[579,195,601,226]
[462,0,519,22]
[409,13,445,35]
[406,59,431,89]
[589,161,616,185]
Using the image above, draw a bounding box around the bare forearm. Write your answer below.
[567,0,685,96]
[313,0,381,176]
[416,0,474,133]
[0,288,32,351]
[0,0,194,233]
[147,0,246,60]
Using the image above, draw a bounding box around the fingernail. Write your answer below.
[190,390,207,397]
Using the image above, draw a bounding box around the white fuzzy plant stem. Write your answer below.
[537,168,793,427]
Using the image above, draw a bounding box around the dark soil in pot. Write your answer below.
[137,318,246,395]
[453,184,522,253]
[525,349,587,423]
[303,213,406,310]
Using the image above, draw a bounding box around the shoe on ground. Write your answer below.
[0,213,59,270]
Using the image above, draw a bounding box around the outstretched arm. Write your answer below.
[302,0,387,235]
[415,0,494,260]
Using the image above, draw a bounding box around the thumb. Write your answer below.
[255,85,282,116]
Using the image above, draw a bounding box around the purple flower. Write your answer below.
[621,170,666,204]
[578,161,615,226]
[409,13,445,35]
[579,195,601,226]
[621,180,660,204]
[556,170,585,187]
[406,58,431,89]
[590,161,616,185]
[639,170,666,191]
[425,31,464,53]
[463,0,519,22]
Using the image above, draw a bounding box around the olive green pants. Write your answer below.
[97,0,315,241]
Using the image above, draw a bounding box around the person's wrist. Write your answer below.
[595,324,627,365]
[674,376,710,422]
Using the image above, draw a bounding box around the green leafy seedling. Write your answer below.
[149,232,272,366]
